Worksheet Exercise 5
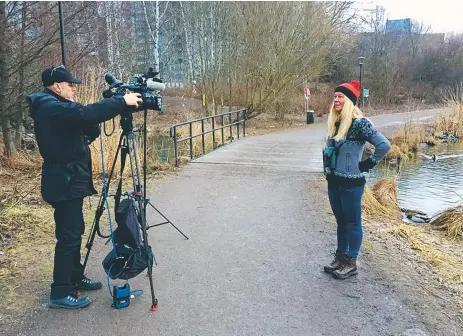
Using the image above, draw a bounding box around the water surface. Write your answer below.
[368,142,463,217]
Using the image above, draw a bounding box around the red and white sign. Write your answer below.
[304,87,311,101]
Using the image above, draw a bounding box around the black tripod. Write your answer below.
[82,108,188,311]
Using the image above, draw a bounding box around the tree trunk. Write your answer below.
[113,2,122,77]
[154,1,160,77]
[275,101,284,121]
[14,1,27,151]
[179,2,194,82]
[1,120,15,157]
[209,4,214,64]
[142,1,160,78]
[0,2,14,157]
[105,2,114,70]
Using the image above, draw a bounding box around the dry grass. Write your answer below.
[0,150,42,171]
[433,109,463,138]
[364,180,463,311]
[435,84,463,137]
[382,119,428,163]
[431,206,463,239]
[390,121,425,155]
[423,135,438,146]
[75,65,106,105]
[89,128,123,176]
[0,203,55,325]
[389,223,463,278]
[385,144,402,160]
[371,177,400,209]
[359,99,463,312]
[384,98,463,162]
[163,85,201,100]
[362,178,401,221]
[387,222,463,309]
[0,153,42,207]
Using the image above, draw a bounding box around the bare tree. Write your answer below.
[0,1,106,156]
[142,1,162,77]
[0,2,13,156]
[408,20,430,60]
[179,2,194,82]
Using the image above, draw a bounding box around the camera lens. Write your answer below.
[141,94,162,112]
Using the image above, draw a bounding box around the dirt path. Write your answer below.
[7,107,462,336]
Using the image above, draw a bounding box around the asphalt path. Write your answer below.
[12,108,445,336]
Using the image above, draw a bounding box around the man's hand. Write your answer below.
[123,93,143,108]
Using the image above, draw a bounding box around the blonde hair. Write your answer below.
[326,96,363,141]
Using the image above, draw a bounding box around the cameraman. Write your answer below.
[26,65,142,309]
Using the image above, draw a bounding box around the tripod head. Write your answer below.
[120,109,137,135]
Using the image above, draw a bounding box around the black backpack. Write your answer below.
[102,199,154,280]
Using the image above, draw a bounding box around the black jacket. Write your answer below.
[26,88,127,204]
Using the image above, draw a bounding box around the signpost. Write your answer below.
[362,88,369,110]
[304,87,314,124]
[304,87,311,114]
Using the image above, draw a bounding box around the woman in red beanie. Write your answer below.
[322,80,391,279]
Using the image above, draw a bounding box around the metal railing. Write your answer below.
[169,109,246,166]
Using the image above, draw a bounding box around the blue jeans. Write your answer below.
[327,184,365,258]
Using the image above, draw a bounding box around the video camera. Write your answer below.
[102,67,165,112]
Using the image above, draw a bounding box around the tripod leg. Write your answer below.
[127,133,158,310]
[82,133,123,271]
[146,201,189,240]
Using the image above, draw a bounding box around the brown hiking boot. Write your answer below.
[332,256,358,279]
[323,251,346,274]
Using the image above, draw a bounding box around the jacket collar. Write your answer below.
[43,87,72,103]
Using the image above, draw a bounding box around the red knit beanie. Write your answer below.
[335,80,361,105]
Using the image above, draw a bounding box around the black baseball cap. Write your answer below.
[41,65,82,86]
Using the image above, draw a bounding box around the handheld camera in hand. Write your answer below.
[82,68,188,312]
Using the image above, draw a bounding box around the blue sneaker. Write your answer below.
[75,276,102,291]
[49,294,91,309]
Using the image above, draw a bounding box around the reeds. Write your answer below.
[436,82,463,138]
[391,121,425,154]
[362,178,401,220]
[385,144,402,160]
[372,177,400,209]
[431,206,463,238]
[433,105,463,138]
[89,128,123,176]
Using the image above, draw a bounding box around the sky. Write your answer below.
[356,0,463,34]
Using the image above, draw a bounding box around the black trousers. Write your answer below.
[50,198,85,299]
